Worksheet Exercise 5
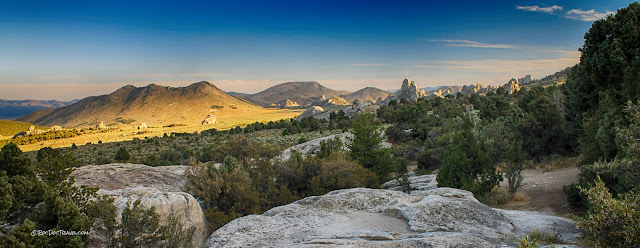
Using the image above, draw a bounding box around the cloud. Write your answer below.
[426,39,516,49]
[411,51,580,77]
[516,5,563,13]
[565,9,614,21]
[351,64,387,66]
[178,73,229,77]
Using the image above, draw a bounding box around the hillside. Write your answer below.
[18,81,262,128]
[241,81,351,107]
[0,99,77,120]
[340,87,390,104]
[0,120,48,137]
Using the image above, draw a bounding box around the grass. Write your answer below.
[22,123,340,166]
[0,120,49,137]
[11,108,304,152]
[478,187,531,207]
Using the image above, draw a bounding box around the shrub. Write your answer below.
[114,146,131,162]
[575,176,640,247]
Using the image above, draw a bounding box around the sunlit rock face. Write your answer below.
[73,163,208,248]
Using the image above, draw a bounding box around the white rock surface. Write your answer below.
[381,174,438,192]
[205,187,580,247]
[278,132,391,161]
[73,163,207,248]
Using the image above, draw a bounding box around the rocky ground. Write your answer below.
[206,175,581,247]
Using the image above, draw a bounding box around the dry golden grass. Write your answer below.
[16,108,304,152]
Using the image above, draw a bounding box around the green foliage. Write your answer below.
[349,113,394,180]
[436,112,503,196]
[158,213,195,248]
[517,88,569,161]
[576,177,640,247]
[114,146,131,162]
[564,3,640,162]
[119,199,160,247]
[517,235,538,248]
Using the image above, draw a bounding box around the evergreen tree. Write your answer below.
[437,113,502,196]
[349,113,394,180]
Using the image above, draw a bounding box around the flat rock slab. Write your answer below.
[206,188,580,247]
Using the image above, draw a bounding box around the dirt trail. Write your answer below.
[499,167,580,216]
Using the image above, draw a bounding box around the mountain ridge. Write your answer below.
[18,81,258,128]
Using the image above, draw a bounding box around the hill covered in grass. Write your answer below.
[0,120,48,137]
[18,81,263,128]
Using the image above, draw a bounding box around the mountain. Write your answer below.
[0,99,77,120]
[18,81,259,127]
[240,81,351,107]
[340,87,390,104]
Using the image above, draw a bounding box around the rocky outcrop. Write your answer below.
[278,132,392,160]
[49,125,63,131]
[296,106,326,120]
[96,121,108,129]
[12,125,46,138]
[503,79,521,94]
[137,122,148,130]
[278,99,301,108]
[297,101,379,121]
[205,187,580,247]
[72,164,208,248]
[323,96,350,106]
[202,114,216,125]
[382,174,438,192]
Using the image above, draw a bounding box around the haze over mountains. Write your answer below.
[0,99,77,120]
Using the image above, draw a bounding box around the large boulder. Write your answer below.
[202,114,217,125]
[296,106,326,120]
[278,132,392,161]
[72,164,208,248]
[137,122,148,130]
[205,187,580,247]
[49,125,63,131]
[96,121,108,129]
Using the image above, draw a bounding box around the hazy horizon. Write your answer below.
[1,0,634,101]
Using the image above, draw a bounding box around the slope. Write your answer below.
[18,81,261,128]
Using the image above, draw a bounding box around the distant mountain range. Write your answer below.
[0,99,78,120]
[9,67,570,128]
[18,81,257,127]
[235,81,390,108]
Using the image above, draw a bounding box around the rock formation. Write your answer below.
[49,125,63,131]
[12,125,46,138]
[381,78,426,104]
[96,121,108,129]
[323,96,350,106]
[278,99,301,108]
[137,122,148,130]
[296,106,326,120]
[202,115,217,125]
[72,164,208,248]
[503,79,521,94]
[205,186,580,247]
[278,132,391,160]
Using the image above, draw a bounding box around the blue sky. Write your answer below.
[0,0,635,100]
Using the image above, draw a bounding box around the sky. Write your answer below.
[0,0,636,101]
